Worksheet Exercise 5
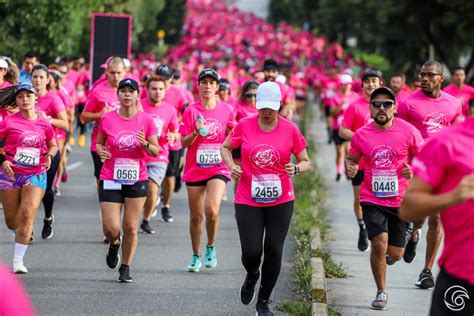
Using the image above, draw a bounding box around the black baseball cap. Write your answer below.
[370,86,396,102]
[172,68,180,80]
[155,64,172,80]
[218,79,231,91]
[118,78,139,93]
[362,68,383,82]
[198,68,219,82]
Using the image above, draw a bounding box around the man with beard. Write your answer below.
[389,74,410,101]
[346,87,424,310]
[443,66,474,117]
[398,60,462,289]
[263,59,295,119]
[339,69,382,252]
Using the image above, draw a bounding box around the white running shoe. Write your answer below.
[12,258,28,274]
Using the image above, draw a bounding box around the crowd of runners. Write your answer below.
[0,1,473,315]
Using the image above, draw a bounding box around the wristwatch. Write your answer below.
[294,164,300,175]
[47,116,53,122]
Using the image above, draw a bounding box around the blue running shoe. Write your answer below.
[205,246,217,268]
[187,254,202,272]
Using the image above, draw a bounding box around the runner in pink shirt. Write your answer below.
[346,87,424,310]
[217,78,237,106]
[397,60,463,289]
[0,84,57,274]
[139,76,179,234]
[0,262,36,315]
[0,58,12,89]
[263,59,295,120]
[221,81,310,315]
[96,78,159,283]
[179,68,235,273]
[389,73,410,102]
[81,57,125,184]
[400,117,474,316]
[339,68,382,253]
[330,74,359,181]
[443,66,474,117]
[31,64,69,240]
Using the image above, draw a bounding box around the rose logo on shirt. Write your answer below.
[250,144,280,169]
[18,131,42,147]
[203,118,222,141]
[424,112,447,135]
[370,145,397,168]
[115,130,139,152]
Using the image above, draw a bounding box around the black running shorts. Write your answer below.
[351,169,364,186]
[361,202,410,248]
[186,175,229,187]
[98,180,148,203]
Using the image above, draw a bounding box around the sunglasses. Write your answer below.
[418,72,442,78]
[245,93,257,98]
[371,100,394,109]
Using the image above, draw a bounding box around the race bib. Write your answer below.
[113,158,139,184]
[372,169,398,198]
[251,174,282,203]
[196,143,222,168]
[14,147,40,167]
[154,118,164,137]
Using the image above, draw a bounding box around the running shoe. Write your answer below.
[336,173,341,181]
[78,134,86,147]
[256,300,273,315]
[41,215,54,240]
[12,258,28,274]
[371,290,388,310]
[106,237,121,269]
[205,246,217,268]
[358,228,370,252]
[68,135,75,146]
[161,207,174,223]
[140,220,155,234]
[187,254,202,272]
[240,271,260,305]
[117,266,132,283]
[61,170,68,183]
[54,187,61,197]
[415,268,435,289]
[404,229,421,263]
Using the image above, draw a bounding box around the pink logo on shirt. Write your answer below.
[18,131,42,147]
[370,145,397,168]
[250,144,280,168]
[203,118,223,141]
[424,112,447,135]
[115,131,139,152]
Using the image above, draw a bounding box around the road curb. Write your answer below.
[310,226,328,315]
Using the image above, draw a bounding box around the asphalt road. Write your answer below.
[0,135,295,315]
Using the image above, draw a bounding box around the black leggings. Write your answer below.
[235,201,294,301]
[75,103,86,135]
[43,153,60,218]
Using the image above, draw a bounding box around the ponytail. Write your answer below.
[0,86,18,108]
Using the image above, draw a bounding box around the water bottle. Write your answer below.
[197,113,208,136]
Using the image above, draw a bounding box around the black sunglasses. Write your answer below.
[418,72,442,78]
[371,100,394,109]
[245,93,257,98]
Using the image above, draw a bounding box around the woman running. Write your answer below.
[31,64,69,240]
[221,81,311,315]
[0,84,57,273]
[180,68,235,272]
[96,78,158,282]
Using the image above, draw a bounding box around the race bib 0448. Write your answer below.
[372,169,398,198]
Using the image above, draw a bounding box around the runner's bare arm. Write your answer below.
[81,109,103,123]
[345,153,360,178]
[96,133,111,160]
[221,137,242,180]
[339,125,354,140]
[50,111,69,131]
[400,174,474,221]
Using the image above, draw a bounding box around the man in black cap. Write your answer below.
[339,69,383,253]
[345,86,423,310]
[262,59,295,119]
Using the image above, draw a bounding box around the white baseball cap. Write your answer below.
[340,74,353,85]
[256,81,281,111]
[0,59,8,70]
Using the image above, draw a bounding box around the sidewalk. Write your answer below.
[307,104,438,315]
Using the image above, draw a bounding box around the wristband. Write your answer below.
[0,154,6,165]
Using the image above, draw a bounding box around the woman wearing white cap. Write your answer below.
[221,81,311,315]
[0,59,12,89]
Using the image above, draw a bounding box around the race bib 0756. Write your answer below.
[196,143,222,168]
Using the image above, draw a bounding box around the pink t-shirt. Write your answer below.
[234,100,258,122]
[443,83,474,117]
[179,100,235,183]
[141,98,179,164]
[330,91,360,129]
[412,117,474,285]
[0,262,36,316]
[165,85,190,151]
[98,110,157,183]
[230,116,308,207]
[0,81,12,89]
[350,118,424,207]
[0,112,55,175]
[36,91,67,141]
[84,82,120,152]
[341,96,372,132]
[398,90,462,139]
